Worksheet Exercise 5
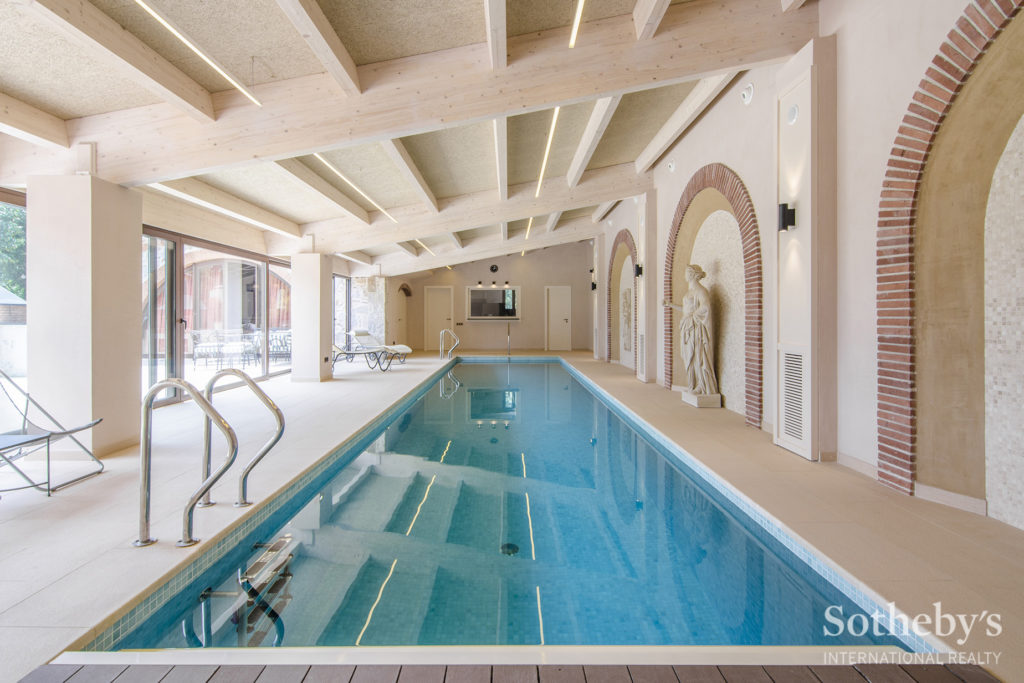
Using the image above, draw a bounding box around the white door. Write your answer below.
[396,289,407,345]
[545,286,572,351]
[424,286,452,351]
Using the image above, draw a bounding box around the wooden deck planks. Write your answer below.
[16,663,1005,683]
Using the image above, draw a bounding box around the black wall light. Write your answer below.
[634,264,643,277]
[778,203,796,231]
[591,282,597,291]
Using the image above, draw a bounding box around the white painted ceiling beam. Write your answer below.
[380,139,438,212]
[43,0,814,185]
[25,0,216,122]
[448,232,464,249]
[567,95,620,188]
[484,0,507,69]
[274,158,370,224]
[149,178,301,238]
[781,0,810,11]
[275,0,360,95]
[394,242,419,257]
[494,117,508,201]
[634,72,735,174]
[300,162,651,255]
[545,211,562,233]
[335,250,373,266]
[633,0,671,40]
[593,201,617,222]
[0,92,69,149]
[373,217,602,276]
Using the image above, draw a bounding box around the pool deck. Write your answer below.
[2,352,1022,682]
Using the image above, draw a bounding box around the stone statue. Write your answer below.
[664,264,720,404]
[622,288,632,352]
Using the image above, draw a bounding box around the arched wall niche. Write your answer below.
[664,163,764,427]
[607,229,637,367]
[874,0,1022,495]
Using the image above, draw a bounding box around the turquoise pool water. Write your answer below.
[115,361,909,650]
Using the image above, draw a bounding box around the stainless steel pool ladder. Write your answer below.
[440,328,460,359]
[439,368,461,399]
[135,378,238,548]
[199,369,285,508]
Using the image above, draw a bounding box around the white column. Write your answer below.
[592,233,606,359]
[26,175,142,456]
[637,190,658,382]
[290,253,333,381]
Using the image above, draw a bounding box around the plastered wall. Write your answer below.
[985,113,1024,529]
[402,242,594,351]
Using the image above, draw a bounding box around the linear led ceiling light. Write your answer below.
[414,239,436,256]
[535,106,561,198]
[313,153,397,223]
[134,0,262,107]
[569,0,586,48]
[524,216,534,240]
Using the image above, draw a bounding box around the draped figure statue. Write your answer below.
[663,264,719,396]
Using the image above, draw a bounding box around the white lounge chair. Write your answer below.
[348,330,411,362]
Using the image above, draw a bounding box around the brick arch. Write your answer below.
[874,0,1021,495]
[606,229,638,366]
[664,163,763,428]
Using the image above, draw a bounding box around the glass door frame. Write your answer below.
[143,225,292,405]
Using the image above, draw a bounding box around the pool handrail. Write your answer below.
[440,328,460,359]
[200,369,285,508]
[135,378,238,548]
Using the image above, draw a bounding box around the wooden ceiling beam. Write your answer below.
[372,217,601,276]
[499,221,509,241]
[632,0,671,40]
[593,200,617,222]
[545,211,562,233]
[274,158,370,224]
[448,231,464,249]
[567,95,620,188]
[380,139,438,212]
[335,250,373,266]
[485,0,507,69]
[394,241,419,257]
[275,0,360,96]
[0,92,69,150]
[296,162,650,255]
[635,72,735,173]
[45,0,814,186]
[149,178,301,238]
[25,0,215,122]
[781,0,810,11]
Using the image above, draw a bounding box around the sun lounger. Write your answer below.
[348,330,411,363]
[331,344,401,372]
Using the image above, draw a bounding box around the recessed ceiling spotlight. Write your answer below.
[740,83,754,106]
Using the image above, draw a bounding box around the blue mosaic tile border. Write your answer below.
[557,359,948,655]
[82,359,458,652]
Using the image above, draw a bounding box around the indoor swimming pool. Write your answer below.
[98,360,919,652]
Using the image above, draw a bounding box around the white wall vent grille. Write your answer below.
[782,352,805,442]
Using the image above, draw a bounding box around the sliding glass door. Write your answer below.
[142,228,292,403]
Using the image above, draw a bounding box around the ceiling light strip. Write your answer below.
[524,216,534,240]
[405,474,437,536]
[133,0,262,107]
[535,107,560,198]
[314,153,397,223]
[355,558,397,646]
[569,0,587,48]
[414,239,436,256]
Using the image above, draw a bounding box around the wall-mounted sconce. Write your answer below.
[477,281,483,286]
[778,203,796,231]
[504,281,509,288]
[633,264,643,277]
[591,282,597,291]
[491,281,497,287]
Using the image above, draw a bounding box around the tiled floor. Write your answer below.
[16,663,1003,683]
[2,354,1022,682]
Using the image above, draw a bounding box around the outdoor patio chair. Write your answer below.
[0,368,104,496]
[348,330,411,363]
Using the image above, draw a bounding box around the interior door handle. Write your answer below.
[563,319,568,323]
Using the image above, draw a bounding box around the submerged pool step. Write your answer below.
[383,475,461,542]
[316,557,438,646]
[327,469,418,532]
